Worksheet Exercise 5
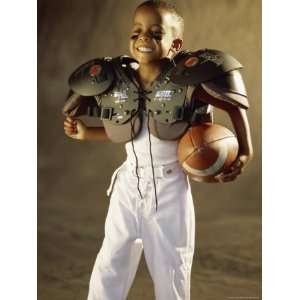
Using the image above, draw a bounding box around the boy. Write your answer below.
[63,1,253,299]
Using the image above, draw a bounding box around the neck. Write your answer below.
[137,59,169,90]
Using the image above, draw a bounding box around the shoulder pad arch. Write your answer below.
[68,57,114,96]
[201,69,249,109]
[110,55,139,81]
[170,49,243,85]
[118,55,138,68]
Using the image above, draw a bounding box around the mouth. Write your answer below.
[137,46,154,53]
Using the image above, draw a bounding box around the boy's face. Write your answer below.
[129,6,181,64]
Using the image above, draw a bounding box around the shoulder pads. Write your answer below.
[68,57,114,96]
[170,49,243,85]
[201,69,249,109]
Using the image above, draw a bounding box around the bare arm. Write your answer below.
[194,86,254,181]
[83,126,109,142]
[227,106,253,159]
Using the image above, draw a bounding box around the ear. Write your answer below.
[171,38,183,52]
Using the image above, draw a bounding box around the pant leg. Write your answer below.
[141,170,195,300]
[87,167,143,300]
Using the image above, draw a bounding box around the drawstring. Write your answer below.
[130,70,161,210]
[130,112,143,199]
[147,112,158,211]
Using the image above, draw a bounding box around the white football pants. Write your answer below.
[87,160,195,300]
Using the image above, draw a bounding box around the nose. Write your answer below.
[138,33,151,42]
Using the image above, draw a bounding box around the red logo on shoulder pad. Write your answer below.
[89,64,102,77]
[184,57,199,67]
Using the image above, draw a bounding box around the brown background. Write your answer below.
[38,0,261,299]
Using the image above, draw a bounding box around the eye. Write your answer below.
[131,30,141,39]
[151,31,163,40]
[131,32,139,39]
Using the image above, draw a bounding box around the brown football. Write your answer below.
[178,123,239,183]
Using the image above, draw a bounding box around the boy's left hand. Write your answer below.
[215,154,250,183]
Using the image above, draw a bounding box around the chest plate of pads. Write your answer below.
[98,57,143,143]
[146,79,188,125]
[100,81,139,125]
[145,69,209,140]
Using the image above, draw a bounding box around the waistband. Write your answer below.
[106,160,185,198]
[125,160,183,179]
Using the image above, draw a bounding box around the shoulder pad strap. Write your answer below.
[201,70,249,109]
[170,49,243,85]
[68,57,114,96]
[62,91,100,117]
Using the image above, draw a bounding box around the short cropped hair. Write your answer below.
[136,1,184,39]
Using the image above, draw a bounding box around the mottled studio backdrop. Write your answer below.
[38,0,261,299]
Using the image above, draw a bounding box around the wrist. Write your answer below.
[82,126,107,141]
[81,126,91,140]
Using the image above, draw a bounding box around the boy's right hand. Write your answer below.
[64,117,87,140]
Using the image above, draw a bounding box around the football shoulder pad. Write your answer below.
[171,49,249,108]
[201,69,249,109]
[68,57,115,96]
[170,48,243,85]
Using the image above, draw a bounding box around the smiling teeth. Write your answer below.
[138,47,153,53]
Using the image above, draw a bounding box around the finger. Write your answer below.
[64,121,77,129]
[224,163,241,174]
[220,171,240,181]
[66,117,77,124]
[217,167,242,181]
[215,174,224,183]
[224,165,243,176]
[66,119,78,127]
[217,172,238,182]
[222,169,242,179]
[222,175,238,182]
[64,121,75,128]
[65,131,77,138]
[64,130,74,137]
[64,123,75,130]
[230,160,244,171]
[227,168,242,177]
[64,127,77,135]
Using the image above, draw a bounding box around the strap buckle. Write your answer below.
[173,106,185,121]
[191,105,209,122]
[100,107,113,120]
[87,106,102,117]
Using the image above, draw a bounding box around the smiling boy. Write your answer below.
[63,1,253,299]
[129,2,184,89]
